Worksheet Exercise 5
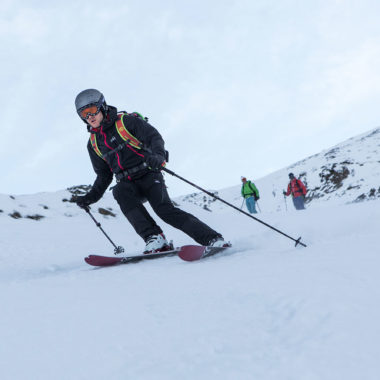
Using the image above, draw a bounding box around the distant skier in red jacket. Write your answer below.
[283,173,307,210]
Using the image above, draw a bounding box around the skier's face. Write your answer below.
[87,110,104,129]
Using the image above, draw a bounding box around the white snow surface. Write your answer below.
[1,128,380,380]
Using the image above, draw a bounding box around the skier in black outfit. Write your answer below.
[74,89,226,253]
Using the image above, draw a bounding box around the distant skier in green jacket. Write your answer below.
[241,176,260,214]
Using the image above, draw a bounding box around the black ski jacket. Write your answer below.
[86,106,166,202]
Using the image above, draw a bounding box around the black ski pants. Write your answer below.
[112,171,220,245]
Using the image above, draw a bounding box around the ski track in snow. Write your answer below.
[1,199,380,380]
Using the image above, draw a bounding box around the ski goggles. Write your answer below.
[79,105,101,119]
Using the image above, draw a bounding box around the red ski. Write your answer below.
[178,244,231,262]
[85,248,180,267]
[85,244,232,266]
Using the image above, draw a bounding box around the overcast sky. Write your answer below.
[1,0,380,197]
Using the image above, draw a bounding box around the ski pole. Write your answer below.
[82,206,125,254]
[127,141,306,247]
[256,201,261,213]
[240,199,245,210]
[162,167,306,247]
[283,194,288,211]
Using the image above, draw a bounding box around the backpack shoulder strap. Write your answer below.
[89,134,105,160]
[115,113,142,149]
[248,181,255,192]
[296,179,303,189]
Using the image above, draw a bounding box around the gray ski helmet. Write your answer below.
[75,89,107,118]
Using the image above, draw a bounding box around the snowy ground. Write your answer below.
[1,196,379,380]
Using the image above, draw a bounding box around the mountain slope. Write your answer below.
[177,126,380,213]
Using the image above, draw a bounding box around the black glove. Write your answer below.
[255,195,260,201]
[74,194,95,209]
[283,191,287,196]
[145,153,165,169]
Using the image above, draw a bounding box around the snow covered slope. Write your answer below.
[177,126,380,213]
[1,127,379,380]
